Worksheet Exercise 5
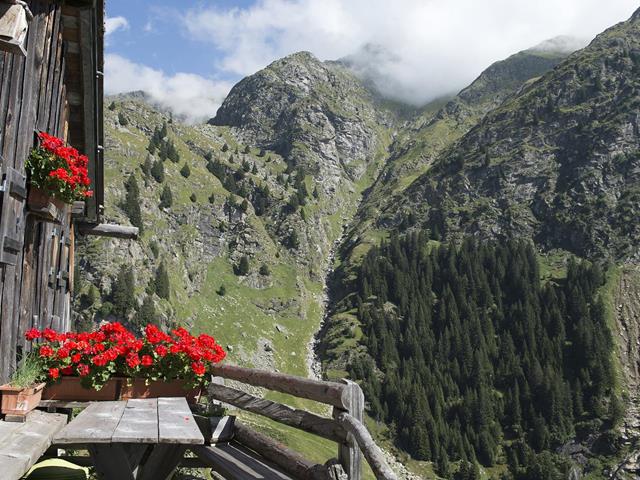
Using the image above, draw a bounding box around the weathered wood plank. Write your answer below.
[0,419,21,444]
[335,379,365,480]
[76,223,139,239]
[335,413,397,480]
[210,364,349,409]
[232,422,331,480]
[208,382,348,443]
[54,400,126,444]
[195,443,296,480]
[112,398,158,444]
[0,410,67,480]
[157,397,204,445]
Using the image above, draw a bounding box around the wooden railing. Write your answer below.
[209,364,398,480]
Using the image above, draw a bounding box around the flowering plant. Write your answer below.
[25,323,226,390]
[26,132,93,203]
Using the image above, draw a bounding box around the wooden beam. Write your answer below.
[334,413,397,480]
[209,365,349,409]
[76,223,138,239]
[218,422,332,480]
[334,379,364,480]
[208,382,348,443]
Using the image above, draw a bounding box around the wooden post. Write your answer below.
[334,379,364,480]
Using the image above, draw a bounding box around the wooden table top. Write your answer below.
[54,397,205,445]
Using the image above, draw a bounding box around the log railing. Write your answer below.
[208,364,397,480]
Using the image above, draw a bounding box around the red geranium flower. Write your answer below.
[48,367,60,379]
[77,364,90,377]
[39,345,54,358]
[191,362,206,376]
[141,355,153,367]
[25,328,41,341]
[126,353,140,368]
[155,345,168,357]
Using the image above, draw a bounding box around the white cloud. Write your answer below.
[105,16,129,38]
[104,54,232,123]
[182,0,638,105]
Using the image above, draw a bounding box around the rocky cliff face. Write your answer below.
[380,13,640,261]
[212,52,394,192]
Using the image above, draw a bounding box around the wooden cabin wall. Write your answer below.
[0,1,73,383]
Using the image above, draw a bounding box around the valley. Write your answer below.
[75,7,640,479]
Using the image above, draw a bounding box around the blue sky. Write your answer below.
[105,0,254,83]
[104,0,639,122]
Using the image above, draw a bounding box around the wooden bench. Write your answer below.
[0,410,67,480]
[194,443,294,480]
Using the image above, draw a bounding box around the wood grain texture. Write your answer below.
[157,397,204,445]
[208,382,348,443]
[335,379,364,480]
[0,410,67,480]
[335,413,397,480]
[54,400,126,444]
[76,222,139,239]
[194,443,295,480]
[210,364,349,409]
[232,421,332,480]
[112,398,158,443]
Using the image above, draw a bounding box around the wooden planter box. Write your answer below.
[42,377,202,403]
[27,187,65,223]
[42,377,121,401]
[0,382,46,416]
[120,378,202,404]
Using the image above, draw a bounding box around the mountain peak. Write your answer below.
[633,6,640,21]
[528,35,588,54]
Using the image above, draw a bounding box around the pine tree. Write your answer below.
[208,193,215,204]
[221,143,229,152]
[190,193,197,203]
[236,256,250,276]
[123,173,143,234]
[155,262,170,300]
[180,163,191,178]
[135,295,157,327]
[112,265,136,318]
[243,145,250,154]
[108,101,116,111]
[159,185,173,209]
[167,141,180,163]
[151,160,164,183]
[118,112,128,126]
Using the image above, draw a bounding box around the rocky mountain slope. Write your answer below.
[75,9,640,478]
[379,12,640,261]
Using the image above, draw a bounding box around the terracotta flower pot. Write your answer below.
[42,376,121,401]
[0,382,46,416]
[119,379,202,404]
[27,187,65,222]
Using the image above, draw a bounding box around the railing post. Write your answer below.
[334,379,364,480]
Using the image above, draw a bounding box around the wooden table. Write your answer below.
[53,397,204,480]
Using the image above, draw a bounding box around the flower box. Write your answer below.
[42,376,121,401]
[27,187,65,223]
[120,378,202,404]
[0,382,45,416]
[25,322,226,404]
